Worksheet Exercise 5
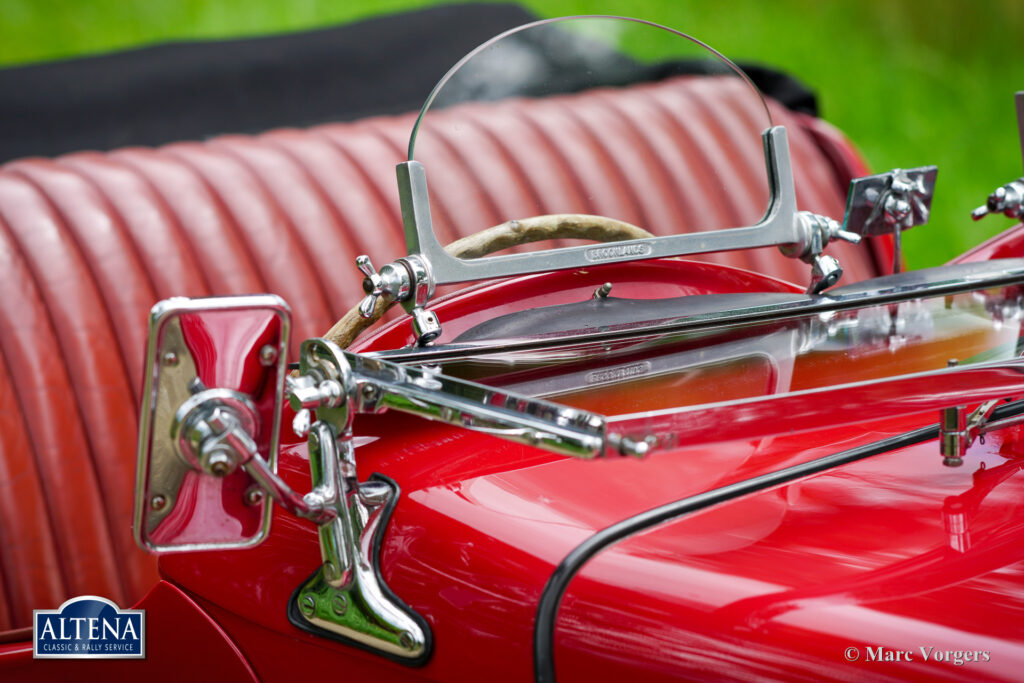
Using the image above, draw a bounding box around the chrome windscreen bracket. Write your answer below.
[364,125,868,340]
[397,126,802,284]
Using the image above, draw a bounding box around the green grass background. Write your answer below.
[2,0,1022,268]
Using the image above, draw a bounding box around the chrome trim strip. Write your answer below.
[370,260,1024,364]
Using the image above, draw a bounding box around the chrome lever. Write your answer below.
[971,178,1024,221]
[356,255,384,318]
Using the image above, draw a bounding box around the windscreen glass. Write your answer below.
[435,285,1024,417]
[407,16,774,254]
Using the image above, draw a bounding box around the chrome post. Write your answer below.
[939,405,968,467]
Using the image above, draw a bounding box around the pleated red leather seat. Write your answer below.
[0,75,882,631]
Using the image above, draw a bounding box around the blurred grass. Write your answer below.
[1,0,1022,267]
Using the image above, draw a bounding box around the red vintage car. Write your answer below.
[3,10,1024,682]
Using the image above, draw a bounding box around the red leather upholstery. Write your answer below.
[0,75,878,630]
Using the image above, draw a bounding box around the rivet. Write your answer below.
[331,594,348,616]
[244,486,264,506]
[300,595,316,617]
[259,344,278,366]
[162,350,179,367]
[150,494,168,511]
[399,631,415,650]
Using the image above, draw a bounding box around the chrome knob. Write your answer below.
[972,178,1024,221]
[356,255,383,318]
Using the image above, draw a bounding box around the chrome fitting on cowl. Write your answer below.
[780,211,861,294]
[972,178,1024,221]
[354,254,440,345]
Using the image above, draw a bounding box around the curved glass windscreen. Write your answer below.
[407,16,774,252]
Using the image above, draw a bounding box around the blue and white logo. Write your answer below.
[33,596,145,659]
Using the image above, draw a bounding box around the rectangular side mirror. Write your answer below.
[133,295,290,552]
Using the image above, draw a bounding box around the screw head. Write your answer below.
[244,486,265,506]
[331,594,348,616]
[300,595,316,618]
[259,344,278,367]
[162,350,179,367]
[150,494,168,511]
[206,451,235,477]
[399,631,415,650]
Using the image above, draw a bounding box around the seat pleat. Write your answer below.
[686,80,783,277]
[111,149,266,295]
[262,129,406,277]
[6,159,155,399]
[354,119,464,249]
[428,107,542,224]
[210,137,354,321]
[310,124,416,260]
[512,100,639,226]
[591,88,700,236]
[58,153,212,299]
[160,142,331,346]
[0,163,162,605]
[632,83,741,268]
[554,91,661,230]
[0,333,65,627]
[642,82,749,229]
[458,105,593,228]
[0,178,126,607]
[685,79,773,224]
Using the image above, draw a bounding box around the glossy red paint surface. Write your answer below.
[145,255,1024,681]
[0,581,257,682]
[953,222,1024,263]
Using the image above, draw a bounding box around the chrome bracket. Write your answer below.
[283,337,431,661]
[842,166,938,274]
[780,210,862,294]
[355,253,440,346]
[287,424,430,663]
[972,92,1024,222]
[939,395,1024,467]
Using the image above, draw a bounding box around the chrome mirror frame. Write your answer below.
[133,294,290,553]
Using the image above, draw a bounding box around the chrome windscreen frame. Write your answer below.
[397,125,798,284]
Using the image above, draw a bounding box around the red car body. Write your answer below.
[3,12,1024,683]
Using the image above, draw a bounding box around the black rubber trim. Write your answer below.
[287,472,434,667]
[532,400,1024,682]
